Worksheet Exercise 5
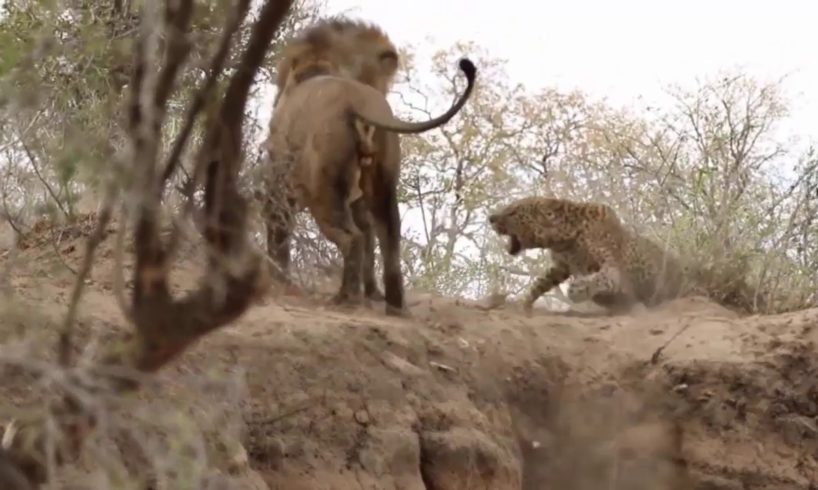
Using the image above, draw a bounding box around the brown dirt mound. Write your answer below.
[1,216,816,489]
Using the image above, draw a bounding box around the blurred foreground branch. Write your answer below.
[0,0,294,487]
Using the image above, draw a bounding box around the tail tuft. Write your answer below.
[457,58,477,82]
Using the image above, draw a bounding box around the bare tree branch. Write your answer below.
[2,0,295,486]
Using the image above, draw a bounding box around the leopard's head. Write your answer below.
[489,196,584,255]
[489,197,544,255]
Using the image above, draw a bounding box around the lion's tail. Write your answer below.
[351,58,477,135]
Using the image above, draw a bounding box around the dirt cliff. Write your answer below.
[1,217,816,489]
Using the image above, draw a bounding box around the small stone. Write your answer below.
[354,409,371,426]
[429,361,456,373]
[226,443,250,474]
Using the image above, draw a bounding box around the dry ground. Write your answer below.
[0,216,816,489]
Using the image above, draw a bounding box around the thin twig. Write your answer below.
[162,0,253,263]
[58,189,116,367]
[0,109,45,153]
[650,321,693,365]
[20,141,70,219]
[0,233,21,301]
[160,0,251,189]
[48,226,78,275]
[112,201,133,322]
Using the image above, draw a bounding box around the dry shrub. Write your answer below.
[0,333,254,489]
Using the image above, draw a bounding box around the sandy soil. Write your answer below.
[1,216,817,489]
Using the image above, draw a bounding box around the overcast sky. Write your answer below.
[299,0,818,272]
[323,0,818,144]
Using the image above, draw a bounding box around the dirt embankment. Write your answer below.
[1,218,817,489]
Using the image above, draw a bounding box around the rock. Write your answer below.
[357,428,425,489]
[418,428,521,490]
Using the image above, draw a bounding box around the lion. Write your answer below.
[273,17,401,106]
[262,18,477,316]
[487,196,684,315]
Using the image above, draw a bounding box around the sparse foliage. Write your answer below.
[391,45,817,312]
[0,0,323,228]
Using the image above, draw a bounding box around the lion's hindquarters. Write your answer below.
[266,76,407,313]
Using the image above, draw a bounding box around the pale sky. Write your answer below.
[308,0,817,290]
[324,0,818,143]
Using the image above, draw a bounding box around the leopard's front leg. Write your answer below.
[522,260,570,316]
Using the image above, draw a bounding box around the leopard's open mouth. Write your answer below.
[493,226,522,255]
[489,217,522,255]
[507,234,522,255]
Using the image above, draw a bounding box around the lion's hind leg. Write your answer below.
[311,159,368,306]
[314,209,365,306]
[351,199,384,301]
[370,183,406,317]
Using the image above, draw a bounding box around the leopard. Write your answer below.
[262,17,477,316]
[487,195,684,315]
